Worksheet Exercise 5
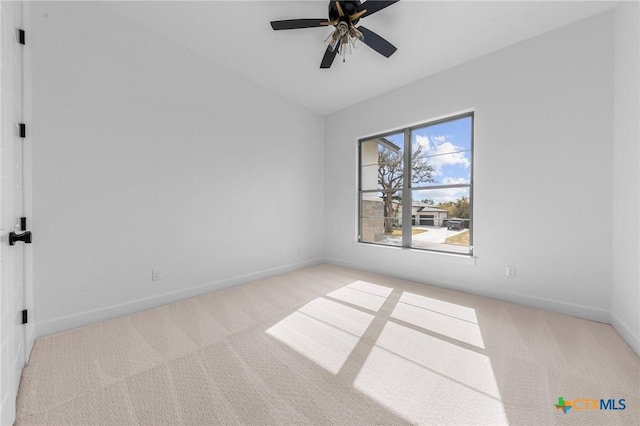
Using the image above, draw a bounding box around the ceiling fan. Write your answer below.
[270,1,399,69]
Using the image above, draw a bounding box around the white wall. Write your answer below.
[31,2,324,336]
[612,1,640,356]
[324,12,614,322]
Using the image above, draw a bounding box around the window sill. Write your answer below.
[353,241,477,266]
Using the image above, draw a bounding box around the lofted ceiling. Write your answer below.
[104,1,615,115]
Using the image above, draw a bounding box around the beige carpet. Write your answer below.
[16,265,639,425]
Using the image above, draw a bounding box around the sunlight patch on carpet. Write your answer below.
[266,297,374,374]
[392,292,485,348]
[354,322,506,425]
[325,280,392,312]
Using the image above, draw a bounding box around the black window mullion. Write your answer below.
[402,128,411,247]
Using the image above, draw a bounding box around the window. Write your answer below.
[358,113,473,255]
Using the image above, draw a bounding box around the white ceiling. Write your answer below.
[104,1,615,115]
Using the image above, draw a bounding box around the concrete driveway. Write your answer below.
[377,226,469,254]
[412,226,467,243]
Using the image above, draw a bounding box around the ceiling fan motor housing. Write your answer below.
[328,1,363,24]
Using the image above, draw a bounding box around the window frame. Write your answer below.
[357,111,474,256]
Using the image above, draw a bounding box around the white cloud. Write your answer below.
[415,135,469,177]
[442,176,468,185]
[413,187,469,205]
[415,134,430,152]
[429,142,470,171]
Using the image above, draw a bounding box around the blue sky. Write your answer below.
[413,116,472,185]
[381,116,473,205]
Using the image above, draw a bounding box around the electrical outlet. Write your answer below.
[152,269,163,281]
[505,266,516,278]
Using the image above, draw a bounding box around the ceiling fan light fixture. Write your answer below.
[340,36,352,56]
[323,21,349,52]
[348,26,364,48]
[323,31,340,51]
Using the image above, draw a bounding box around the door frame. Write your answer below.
[0,1,34,424]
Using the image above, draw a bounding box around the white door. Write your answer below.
[0,2,28,424]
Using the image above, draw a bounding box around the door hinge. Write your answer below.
[10,217,32,246]
[19,123,26,138]
[18,29,25,45]
[9,230,32,245]
[22,310,28,325]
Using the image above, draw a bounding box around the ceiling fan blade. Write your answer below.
[270,19,331,30]
[358,26,397,58]
[320,46,338,69]
[335,1,345,17]
[348,10,367,21]
[356,0,399,19]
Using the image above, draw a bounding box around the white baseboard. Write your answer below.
[0,393,15,426]
[36,257,324,338]
[24,324,36,364]
[611,312,640,357]
[37,257,635,358]
[324,257,612,324]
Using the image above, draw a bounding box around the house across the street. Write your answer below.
[410,204,449,227]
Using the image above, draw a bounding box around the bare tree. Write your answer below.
[378,144,435,233]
